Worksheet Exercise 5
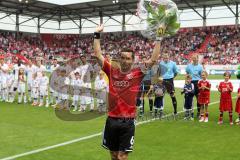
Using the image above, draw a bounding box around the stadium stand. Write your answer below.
[0,25,239,64]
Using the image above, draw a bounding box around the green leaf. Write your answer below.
[144,1,180,36]
[166,12,177,26]
[157,5,166,17]
[166,22,180,35]
[147,18,158,26]
[145,2,155,15]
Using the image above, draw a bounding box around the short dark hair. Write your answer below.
[80,54,86,58]
[186,74,192,79]
[224,71,231,78]
[121,48,135,60]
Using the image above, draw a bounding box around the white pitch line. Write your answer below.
[0,99,230,160]
[0,133,102,160]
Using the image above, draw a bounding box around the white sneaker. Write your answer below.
[199,117,204,122]
[45,104,49,108]
[52,104,57,107]
[204,117,208,122]
[235,118,240,123]
[73,108,78,112]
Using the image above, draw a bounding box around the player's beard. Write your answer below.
[120,62,132,73]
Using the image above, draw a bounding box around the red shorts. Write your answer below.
[219,100,232,112]
[235,99,240,113]
[198,96,210,105]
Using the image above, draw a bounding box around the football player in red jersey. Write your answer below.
[198,71,211,122]
[93,24,162,160]
[217,71,233,125]
[235,87,240,125]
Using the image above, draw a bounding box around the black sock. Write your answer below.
[171,96,177,114]
[229,112,233,122]
[142,99,145,114]
[191,110,194,118]
[160,110,163,118]
[154,108,158,117]
[185,111,188,118]
[219,112,223,121]
[149,99,153,112]
[197,102,201,115]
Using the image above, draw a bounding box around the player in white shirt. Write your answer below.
[34,59,46,78]
[39,72,49,107]
[0,59,9,102]
[1,73,8,102]
[49,59,59,105]
[80,82,91,112]
[77,55,94,111]
[54,68,70,110]
[13,61,26,101]
[17,68,27,104]
[0,59,3,101]
[31,73,40,106]
[92,59,101,80]
[50,59,60,72]
[95,72,108,113]
[51,69,63,108]
[26,60,37,102]
[72,72,83,111]
[6,71,15,102]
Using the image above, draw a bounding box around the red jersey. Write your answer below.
[198,80,211,104]
[103,59,144,118]
[235,88,240,113]
[219,81,233,112]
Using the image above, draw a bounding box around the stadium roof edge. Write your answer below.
[0,0,239,33]
[0,0,239,21]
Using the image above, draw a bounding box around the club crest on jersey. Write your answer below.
[126,73,133,80]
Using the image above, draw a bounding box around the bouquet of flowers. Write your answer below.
[137,0,180,40]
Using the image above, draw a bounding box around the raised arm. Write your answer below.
[93,24,105,67]
[145,41,161,68]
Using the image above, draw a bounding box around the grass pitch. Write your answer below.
[0,75,239,160]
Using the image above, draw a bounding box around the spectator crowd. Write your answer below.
[0,25,239,65]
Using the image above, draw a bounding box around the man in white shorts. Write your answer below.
[13,60,26,102]
[55,67,70,110]
[17,68,27,104]
[95,71,108,113]
[26,60,37,102]
[39,72,49,107]
[0,58,9,102]
[77,55,94,111]
[72,72,83,111]
[31,73,40,106]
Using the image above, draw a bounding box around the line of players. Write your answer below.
[0,56,108,113]
[1,54,240,124]
[136,54,240,125]
[138,70,240,125]
[182,71,240,125]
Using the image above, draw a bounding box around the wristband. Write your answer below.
[94,32,100,39]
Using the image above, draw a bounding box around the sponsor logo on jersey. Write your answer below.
[113,81,129,87]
